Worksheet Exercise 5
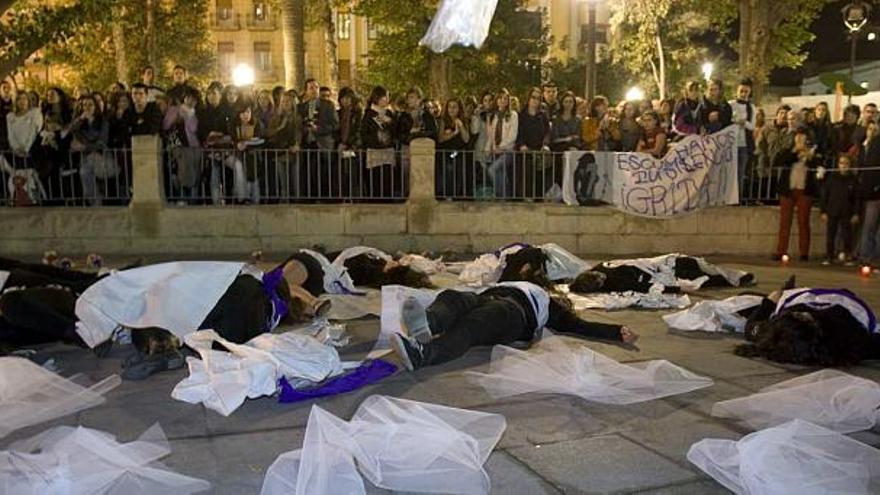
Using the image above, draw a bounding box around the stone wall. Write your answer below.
[0,137,825,258]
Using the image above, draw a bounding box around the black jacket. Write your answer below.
[360,107,397,149]
[820,172,859,217]
[773,149,820,197]
[129,103,163,136]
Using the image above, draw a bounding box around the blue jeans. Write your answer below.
[859,199,880,262]
[488,152,514,198]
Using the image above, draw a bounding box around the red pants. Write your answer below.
[776,190,812,257]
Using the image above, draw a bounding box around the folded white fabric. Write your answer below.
[712,369,880,433]
[663,295,764,333]
[468,335,713,404]
[0,423,210,494]
[260,395,506,495]
[0,357,121,439]
[687,419,880,495]
[562,285,692,311]
[419,0,499,52]
[171,330,343,416]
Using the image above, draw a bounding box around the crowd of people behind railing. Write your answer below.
[3,65,880,263]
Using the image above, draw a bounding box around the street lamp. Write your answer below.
[232,63,255,87]
[582,0,600,103]
[625,86,644,102]
[701,62,714,82]
[843,1,872,79]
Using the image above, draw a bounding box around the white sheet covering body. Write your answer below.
[298,248,357,295]
[600,253,750,291]
[562,284,692,310]
[0,357,121,439]
[171,330,343,416]
[711,370,880,433]
[75,261,247,348]
[0,423,211,494]
[468,335,713,404]
[687,419,880,495]
[457,243,589,287]
[662,295,764,333]
[260,395,506,495]
[419,0,499,52]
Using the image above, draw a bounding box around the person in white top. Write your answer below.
[728,79,757,200]
[5,93,43,161]
[485,89,519,198]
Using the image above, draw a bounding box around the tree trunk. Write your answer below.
[112,5,130,85]
[322,1,339,91]
[655,32,666,101]
[281,0,306,90]
[145,0,156,67]
[739,0,773,104]
[428,53,451,99]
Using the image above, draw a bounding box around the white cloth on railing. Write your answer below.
[75,262,248,348]
[260,395,506,495]
[662,295,764,333]
[419,0,499,52]
[0,357,121,439]
[467,335,713,404]
[0,423,211,494]
[711,370,880,433]
[687,419,880,495]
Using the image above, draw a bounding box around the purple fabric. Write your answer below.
[778,288,877,332]
[262,268,289,329]
[278,359,397,403]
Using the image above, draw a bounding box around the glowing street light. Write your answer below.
[869,32,877,41]
[232,63,255,87]
[625,86,644,102]
[701,62,714,82]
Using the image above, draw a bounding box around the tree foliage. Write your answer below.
[354,0,550,100]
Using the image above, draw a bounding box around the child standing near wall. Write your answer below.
[820,154,860,265]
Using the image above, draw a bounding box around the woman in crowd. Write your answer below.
[658,98,675,137]
[550,91,582,152]
[673,81,702,137]
[581,96,605,151]
[232,104,264,204]
[472,91,495,190]
[336,86,362,198]
[436,97,470,198]
[858,120,880,265]
[700,79,732,134]
[107,92,133,149]
[163,88,203,203]
[773,129,819,262]
[35,87,73,202]
[486,89,518,199]
[264,90,302,201]
[5,93,42,168]
[70,95,110,206]
[618,101,643,152]
[811,102,833,166]
[360,85,399,199]
[255,90,275,131]
[637,111,667,158]
[391,283,638,371]
[516,87,550,199]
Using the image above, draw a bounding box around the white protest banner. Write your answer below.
[563,126,739,217]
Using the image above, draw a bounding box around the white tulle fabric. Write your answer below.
[419,0,499,52]
[662,295,764,333]
[467,335,713,404]
[712,370,880,433]
[0,357,121,439]
[0,423,210,494]
[260,395,506,495]
[688,419,880,495]
[562,284,692,310]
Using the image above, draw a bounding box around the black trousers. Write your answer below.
[825,215,854,259]
[0,287,82,347]
[199,275,274,344]
[674,257,732,288]
[0,257,99,293]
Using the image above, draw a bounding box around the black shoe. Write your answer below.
[391,333,425,371]
[799,255,809,262]
[782,275,796,291]
[122,349,185,381]
[739,273,755,286]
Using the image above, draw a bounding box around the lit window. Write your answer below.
[217,0,233,21]
[337,12,351,40]
[254,1,267,21]
[218,42,235,75]
[254,42,272,72]
[368,19,381,40]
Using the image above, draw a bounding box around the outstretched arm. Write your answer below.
[546,298,636,343]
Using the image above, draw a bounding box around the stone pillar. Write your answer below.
[130,135,163,236]
[408,138,436,202]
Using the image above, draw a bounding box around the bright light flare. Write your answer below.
[701,62,714,81]
[232,64,255,87]
[625,86,645,102]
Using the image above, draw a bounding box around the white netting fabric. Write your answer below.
[260,395,506,495]
[0,357,121,439]
[712,369,880,433]
[467,335,713,404]
[0,423,210,494]
[688,419,880,495]
[419,0,499,52]
[662,295,764,333]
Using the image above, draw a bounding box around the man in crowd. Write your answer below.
[0,80,13,151]
[130,83,163,136]
[298,78,338,151]
[542,81,560,120]
[861,102,878,127]
[141,66,165,102]
[729,78,756,199]
[166,65,197,105]
[831,104,866,158]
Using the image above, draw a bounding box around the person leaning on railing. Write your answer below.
[264,90,302,201]
[360,85,399,199]
[485,89,518,199]
[515,87,551,199]
[335,87,362,199]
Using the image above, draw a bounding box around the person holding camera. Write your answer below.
[773,128,820,262]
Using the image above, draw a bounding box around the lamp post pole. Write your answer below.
[584,1,597,102]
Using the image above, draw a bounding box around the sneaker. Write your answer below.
[390,333,425,371]
[400,296,432,344]
[821,259,832,266]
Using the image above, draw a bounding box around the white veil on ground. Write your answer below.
[0,423,210,494]
[261,395,506,495]
[419,0,499,52]
[467,335,713,404]
[688,419,880,494]
[711,369,880,433]
[0,357,121,439]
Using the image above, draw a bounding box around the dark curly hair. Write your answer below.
[499,247,552,288]
[344,255,434,289]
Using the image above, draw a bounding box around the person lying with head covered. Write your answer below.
[458,243,590,288]
[389,281,638,371]
[570,254,755,295]
[736,282,880,366]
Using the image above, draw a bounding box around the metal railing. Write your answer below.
[434,149,567,202]
[163,147,409,205]
[0,149,132,207]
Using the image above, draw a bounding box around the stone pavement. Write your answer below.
[3,257,879,494]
